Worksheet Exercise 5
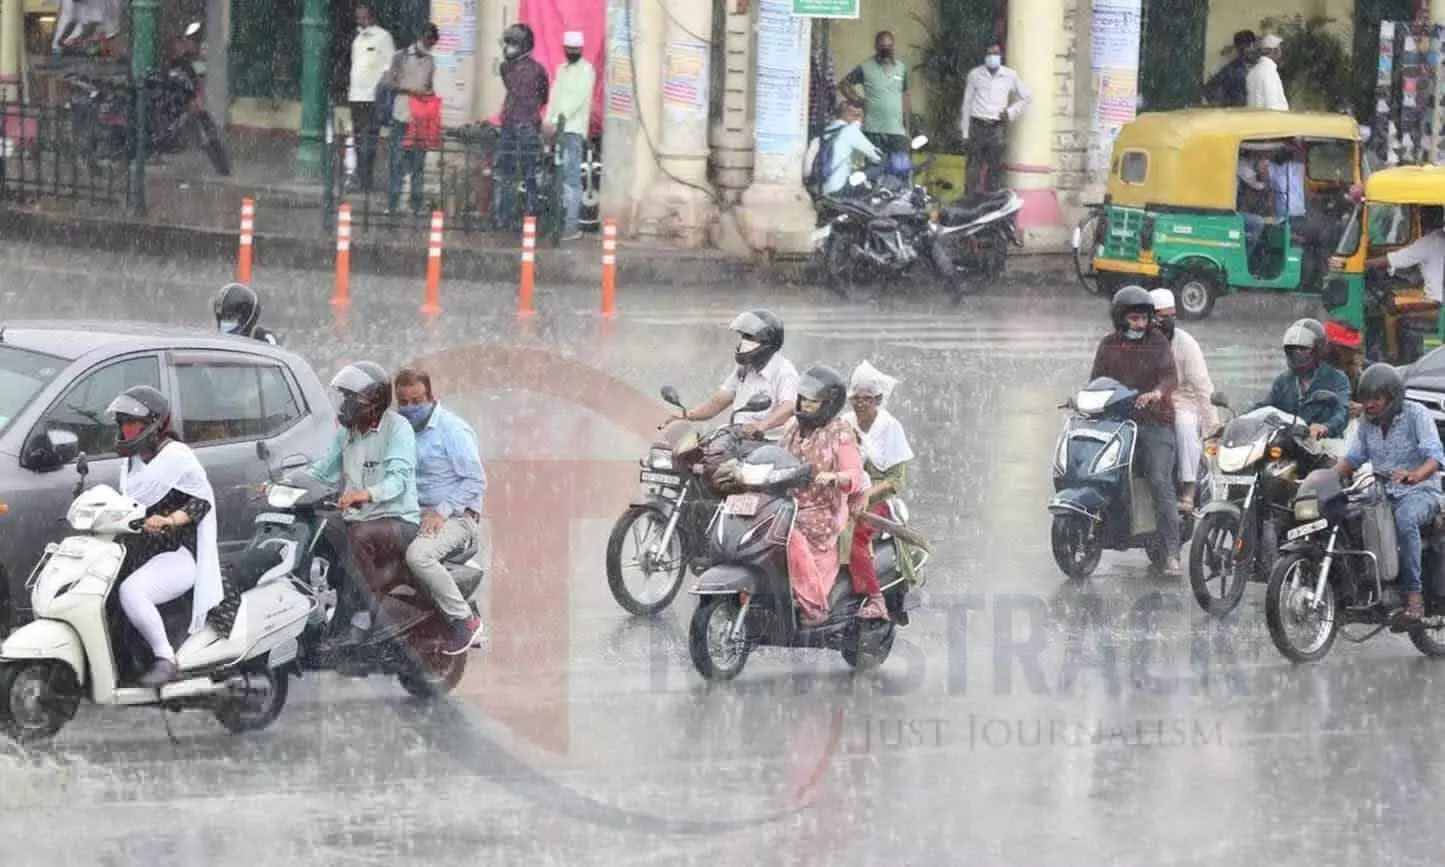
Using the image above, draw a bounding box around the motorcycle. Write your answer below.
[605,387,772,616]
[240,442,485,698]
[0,434,311,743]
[1265,465,1445,662]
[1189,391,1345,617]
[1048,377,1214,578]
[686,444,930,681]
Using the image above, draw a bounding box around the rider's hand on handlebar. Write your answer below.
[142,515,173,534]
[1308,423,1329,440]
[337,489,372,511]
[1135,390,1162,408]
[740,423,766,439]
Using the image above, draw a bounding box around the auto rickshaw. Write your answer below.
[1082,109,1362,320]
[1323,165,1445,365]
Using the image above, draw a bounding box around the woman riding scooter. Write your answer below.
[106,386,224,687]
[778,365,867,626]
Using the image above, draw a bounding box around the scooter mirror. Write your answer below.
[185,21,202,37]
[1210,391,1230,409]
[848,170,867,186]
[910,135,929,150]
[660,385,683,408]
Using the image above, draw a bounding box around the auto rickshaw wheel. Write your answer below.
[1172,267,1220,321]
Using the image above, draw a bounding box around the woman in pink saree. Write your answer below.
[778,365,867,627]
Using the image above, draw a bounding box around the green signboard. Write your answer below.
[791,0,859,18]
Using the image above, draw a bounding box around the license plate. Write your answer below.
[1286,518,1328,541]
[1215,474,1254,488]
[639,471,681,486]
[722,493,760,516]
[255,512,296,525]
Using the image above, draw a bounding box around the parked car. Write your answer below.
[0,321,336,635]
[1403,348,1445,439]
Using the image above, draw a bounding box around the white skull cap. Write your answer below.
[1149,288,1175,310]
[563,31,584,47]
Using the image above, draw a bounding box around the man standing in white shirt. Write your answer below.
[959,43,1030,197]
[1367,206,1445,303]
[348,7,396,192]
[1246,34,1289,111]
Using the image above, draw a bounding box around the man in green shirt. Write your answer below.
[543,30,596,241]
[838,30,912,172]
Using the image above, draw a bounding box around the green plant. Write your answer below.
[1256,15,1353,112]
[912,0,999,153]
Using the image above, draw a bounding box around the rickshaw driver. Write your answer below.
[1364,205,1445,304]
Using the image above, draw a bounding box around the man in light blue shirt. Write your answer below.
[394,368,487,654]
[308,362,420,649]
[1267,147,1306,219]
[820,101,882,195]
[1336,364,1445,625]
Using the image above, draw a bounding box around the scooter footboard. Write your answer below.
[691,564,759,596]
[0,619,87,687]
[1049,486,1109,521]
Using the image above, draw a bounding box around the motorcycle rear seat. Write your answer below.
[941,191,1013,224]
[867,217,900,231]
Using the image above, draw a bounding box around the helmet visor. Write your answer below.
[105,394,153,420]
[330,364,378,395]
[729,311,768,339]
[797,373,830,402]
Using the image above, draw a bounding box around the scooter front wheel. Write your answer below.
[1050,514,1101,580]
[688,596,751,680]
[0,661,81,744]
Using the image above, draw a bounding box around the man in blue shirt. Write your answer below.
[1256,319,1352,439]
[394,368,487,654]
[816,101,882,196]
[308,362,420,649]
[1336,364,1445,624]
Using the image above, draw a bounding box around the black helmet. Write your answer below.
[106,385,172,458]
[502,23,535,58]
[1110,285,1155,332]
[1282,318,1325,374]
[214,283,260,336]
[730,309,784,369]
[1356,363,1405,427]
[794,364,847,432]
[331,361,392,429]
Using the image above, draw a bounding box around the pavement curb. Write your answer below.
[1,208,1076,287]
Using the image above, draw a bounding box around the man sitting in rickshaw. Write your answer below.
[1365,205,1445,304]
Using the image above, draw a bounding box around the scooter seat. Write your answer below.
[225,545,285,593]
[444,543,478,565]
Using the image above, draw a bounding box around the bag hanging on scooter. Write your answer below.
[1359,487,1400,583]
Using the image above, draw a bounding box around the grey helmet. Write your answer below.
[331,361,392,428]
[1283,318,1325,374]
[1356,363,1405,427]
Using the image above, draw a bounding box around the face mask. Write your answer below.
[565,50,582,63]
[337,393,372,428]
[398,402,434,430]
[737,338,761,353]
[985,54,1001,70]
[219,319,240,333]
[1124,328,1145,341]
[120,420,146,441]
[503,43,521,59]
[1157,319,1176,339]
[876,47,892,60]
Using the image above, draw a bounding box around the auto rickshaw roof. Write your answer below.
[1106,109,1360,210]
[1364,166,1445,204]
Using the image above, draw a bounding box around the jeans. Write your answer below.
[1391,488,1440,593]
[558,132,583,235]
[1137,422,1181,556]
[404,515,479,621]
[349,100,381,190]
[1242,213,1263,254]
[387,121,426,214]
[495,124,542,229]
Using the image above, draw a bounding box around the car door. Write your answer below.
[7,353,165,614]
[169,351,309,552]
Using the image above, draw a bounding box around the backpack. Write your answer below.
[804,124,845,198]
[372,49,405,126]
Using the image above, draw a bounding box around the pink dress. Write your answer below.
[779,418,867,622]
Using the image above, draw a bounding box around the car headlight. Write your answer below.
[648,448,675,470]
[267,484,307,509]
[1294,498,1320,521]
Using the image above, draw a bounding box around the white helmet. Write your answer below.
[1149,288,1175,311]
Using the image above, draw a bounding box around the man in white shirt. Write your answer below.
[807,101,883,196]
[348,7,396,192]
[1150,288,1219,512]
[670,310,799,441]
[959,44,1030,197]
[1367,206,1445,303]
[1246,34,1289,111]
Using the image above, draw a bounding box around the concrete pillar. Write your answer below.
[709,4,756,253]
[0,0,22,102]
[736,0,813,255]
[204,0,230,123]
[599,0,664,236]
[637,0,716,246]
[1434,0,1445,22]
[1005,0,1064,233]
[476,0,519,119]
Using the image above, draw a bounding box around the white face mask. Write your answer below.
[985,54,1001,70]
[737,338,761,353]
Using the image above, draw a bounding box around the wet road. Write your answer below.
[2,241,1440,866]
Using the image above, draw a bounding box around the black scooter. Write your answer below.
[686,444,929,680]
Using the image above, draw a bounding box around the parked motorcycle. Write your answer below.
[241,442,484,698]
[1048,377,1213,579]
[932,187,1024,282]
[605,387,771,616]
[0,435,310,743]
[1189,392,1344,616]
[686,444,930,681]
[1265,465,1445,662]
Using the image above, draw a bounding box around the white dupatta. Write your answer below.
[844,361,915,472]
[120,440,223,634]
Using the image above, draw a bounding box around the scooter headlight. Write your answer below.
[1053,431,1069,474]
[267,484,307,509]
[648,448,675,470]
[1092,438,1123,473]
[1294,497,1320,521]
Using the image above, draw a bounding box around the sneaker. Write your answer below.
[442,615,483,656]
[139,659,179,688]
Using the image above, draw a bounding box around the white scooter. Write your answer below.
[0,433,314,743]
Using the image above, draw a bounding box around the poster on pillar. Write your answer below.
[433,0,478,126]
[754,0,810,159]
[605,1,636,120]
[519,0,609,137]
[662,39,709,133]
[1087,0,1142,181]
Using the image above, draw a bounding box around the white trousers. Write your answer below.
[120,549,197,662]
[1174,407,1200,485]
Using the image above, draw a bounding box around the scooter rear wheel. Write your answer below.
[214,669,289,734]
[398,648,467,699]
[841,621,895,671]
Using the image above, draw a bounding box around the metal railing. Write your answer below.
[0,93,136,210]
[326,117,567,245]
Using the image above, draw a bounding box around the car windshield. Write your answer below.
[0,344,65,437]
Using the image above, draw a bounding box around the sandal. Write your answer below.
[857,595,890,621]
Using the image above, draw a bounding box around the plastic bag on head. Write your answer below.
[849,360,900,401]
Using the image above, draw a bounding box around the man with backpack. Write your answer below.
[807,101,882,199]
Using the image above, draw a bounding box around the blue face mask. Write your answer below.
[219,319,240,333]
[985,54,1002,70]
[398,402,434,429]
[1125,328,1146,340]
